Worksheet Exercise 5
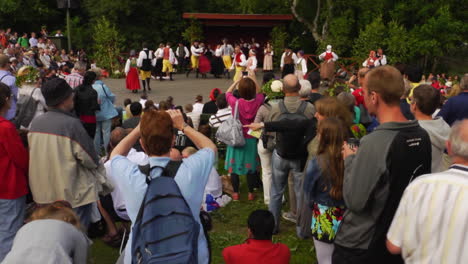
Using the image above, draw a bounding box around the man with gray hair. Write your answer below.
[65,60,87,88]
[438,74,468,126]
[387,119,468,263]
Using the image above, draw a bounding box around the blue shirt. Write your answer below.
[438,92,468,126]
[111,148,215,264]
[0,70,18,120]
[92,80,117,121]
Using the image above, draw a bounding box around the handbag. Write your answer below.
[216,100,245,147]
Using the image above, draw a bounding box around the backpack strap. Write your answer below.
[0,74,10,83]
[138,160,183,185]
[279,100,289,114]
[296,101,308,115]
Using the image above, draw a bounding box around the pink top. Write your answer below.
[226,92,265,138]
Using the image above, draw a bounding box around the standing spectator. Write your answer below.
[224,77,264,201]
[202,88,221,114]
[0,30,8,48]
[223,210,290,264]
[332,66,432,264]
[65,61,86,88]
[92,68,118,154]
[386,119,468,264]
[110,109,216,264]
[438,74,468,126]
[0,83,29,262]
[17,33,28,49]
[265,74,315,232]
[410,84,451,172]
[2,202,90,264]
[0,55,18,121]
[303,118,347,264]
[74,71,100,138]
[208,93,231,128]
[29,32,38,48]
[28,78,102,229]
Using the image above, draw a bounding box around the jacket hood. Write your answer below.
[209,88,221,101]
[418,117,451,150]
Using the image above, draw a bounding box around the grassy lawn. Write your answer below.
[89,160,317,264]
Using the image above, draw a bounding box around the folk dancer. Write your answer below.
[230,45,247,82]
[318,45,338,80]
[186,41,203,78]
[362,50,380,68]
[295,50,308,80]
[376,48,387,66]
[124,50,141,93]
[263,42,274,72]
[176,42,190,73]
[280,46,297,78]
[153,43,165,80]
[221,38,234,79]
[161,43,176,81]
[211,44,224,78]
[246,49,258,78]
[136,42,153,92]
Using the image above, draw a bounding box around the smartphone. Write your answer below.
[347,138,360,152]
[242,71,248,77]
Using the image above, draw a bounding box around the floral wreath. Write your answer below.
[262,79,284,99]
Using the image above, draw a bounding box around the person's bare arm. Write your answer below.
[248,76,261,94]
[168,110,217,154]
[386,239,402,255]
[110,125,140,160]
[226,80,240,93]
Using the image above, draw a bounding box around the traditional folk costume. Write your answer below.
[153,47,164,80]
[376,53,387,66]
[230,51,247,82]
[362,55,380,68]
[137,48,153,91]
[280,50,297,78]
[211,47,224,78]
[198,48,211,77]
[124,56,141,93]
[318,45,338,80]
[187,44,204,78]
[246,51,258,78]
[161,46,177,81]
[263,46,274,71]
[221,43,234,78]
[176,45,190,73]
[295,55,308,80]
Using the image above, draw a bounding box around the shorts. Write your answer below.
[162,59,173,72]
[139,70,151,80]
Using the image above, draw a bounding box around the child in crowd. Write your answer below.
[304,118,347,264]
[223,210,290,264]
[2,202,90,264]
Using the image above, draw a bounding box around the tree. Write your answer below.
[352,16,386,61]
[270,26,289,68]
[182,18,204,43]
[92,17,124,75]
[291,0,332,42]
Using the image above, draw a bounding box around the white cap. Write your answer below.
[326,45,332,50]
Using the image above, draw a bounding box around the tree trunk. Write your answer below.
[291,0,322,41]
[431,56,438,73]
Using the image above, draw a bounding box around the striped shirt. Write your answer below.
[387,165,468,264]
[209,108,232,128]
[65,72,83,89]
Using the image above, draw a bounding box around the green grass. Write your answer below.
[90,159,317,264]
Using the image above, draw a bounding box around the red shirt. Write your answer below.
[223,239,290,264]
[352,87,365,107]
[0,117,29,199]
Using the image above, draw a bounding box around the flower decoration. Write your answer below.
[262,79,284,99]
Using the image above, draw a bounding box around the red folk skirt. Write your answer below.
[199,55,212,74]
[126,67,141,91]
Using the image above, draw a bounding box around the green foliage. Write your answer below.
[352,16,386,62]
[182,18,204,44]
[92,17,124,75]
[384,21,415,63]
[270,26,289,68]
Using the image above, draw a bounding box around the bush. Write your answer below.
[92,17,124,75]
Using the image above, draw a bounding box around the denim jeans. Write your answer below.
[0,196,26,262]
[268,150,304,232]
[73,203,93,230]
[94,119,112,154]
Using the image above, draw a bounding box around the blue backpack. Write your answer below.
[132,161,200,264]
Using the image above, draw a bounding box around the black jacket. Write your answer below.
[74,84,100,118]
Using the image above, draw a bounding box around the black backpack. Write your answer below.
[140,50,152,71]
[132,161,200,264]
[274,100,309,159]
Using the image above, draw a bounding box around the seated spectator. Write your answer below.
[410,84,451,172]
[337,92,361,124]
[298,79,312,101]
[193,94,204,113]
[0,82,29,262]
[122,98,132,121]
[438,74,468,126]
[223,210,291,264]
[65,61,86,88]
[202,88,221,114]
[209,93,231,128]
[122,102,142,129]
[386,119,468,263]
[110,109,216,264]
[186,103,200,130]
[2,202,90,264]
